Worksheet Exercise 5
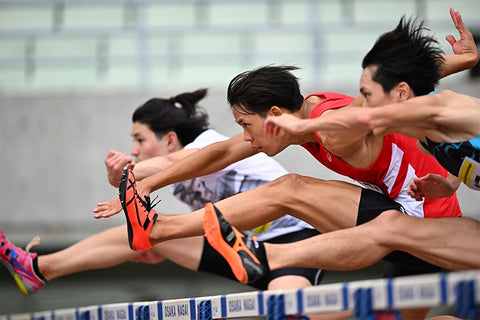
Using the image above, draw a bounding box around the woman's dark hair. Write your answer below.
[132,89,209,146]
[227,65,304,117]
[362,16,444,96]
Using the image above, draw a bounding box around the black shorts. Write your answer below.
[198,228,324,290]
[357,188,445,277]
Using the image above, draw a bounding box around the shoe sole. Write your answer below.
[119,169,136,249]
[203,203,248,284]
[0,256,31,296]
[13,273,30,296]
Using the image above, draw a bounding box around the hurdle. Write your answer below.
[2,270,479,320]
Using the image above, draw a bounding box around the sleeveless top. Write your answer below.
[301,92,462,218]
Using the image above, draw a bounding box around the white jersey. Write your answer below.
[172,129,313,241]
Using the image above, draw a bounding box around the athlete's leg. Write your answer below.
[38,225,205,281]
[264,217,393,272]
[38,225,137,281]
[149,237,203,270]
[265,211,480,272]
[371,212,480,270]
[150,174,362,243]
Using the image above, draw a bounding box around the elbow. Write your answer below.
[356,109,375,130]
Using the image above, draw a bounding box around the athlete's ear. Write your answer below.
[164,131,179,151]
[269,106,283,117]
[396,82,411,101]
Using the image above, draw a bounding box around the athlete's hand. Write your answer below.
[105,150,135,187]
[446,8,479,67]
[264,113,308,138]
[93,197,123,218]
[407,173,458,200]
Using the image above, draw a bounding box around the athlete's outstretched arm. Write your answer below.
[135,133,257,196]
[94,133,257,218]
[362,90,480,142]
[132,148,198,181]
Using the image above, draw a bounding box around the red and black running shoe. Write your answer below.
[119,169,158,251]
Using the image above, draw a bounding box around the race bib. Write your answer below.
[458,156,480,190]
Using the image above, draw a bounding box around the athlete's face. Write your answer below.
[232,105,288,156]
[359,66,400,108]
[130,122,170,162]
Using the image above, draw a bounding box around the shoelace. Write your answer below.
[25,236,41,253]
[139,194,161,212]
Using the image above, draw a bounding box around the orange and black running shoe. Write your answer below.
[119,169,158,251]
[203,202,268,284]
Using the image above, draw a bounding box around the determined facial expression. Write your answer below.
[360,66,401,108]
[232,105,289,156]
[130,122,171,162]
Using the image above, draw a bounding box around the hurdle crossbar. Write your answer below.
[2,270,479,320]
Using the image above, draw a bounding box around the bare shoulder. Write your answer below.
[302,95,325,117]
[304,95,324,105]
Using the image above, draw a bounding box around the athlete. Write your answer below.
[0,89,322,297]
[96,4,472,279]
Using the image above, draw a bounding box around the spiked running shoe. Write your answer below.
[0,230,45,295]
[119,169,159,251]
[203,203,269,285]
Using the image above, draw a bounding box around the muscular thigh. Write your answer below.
[216,174,362,233]
[355,191,445,276]
[274,175,363,233]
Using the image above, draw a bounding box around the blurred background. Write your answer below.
[1,0,479,317]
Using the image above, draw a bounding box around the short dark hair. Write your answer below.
[132,89,209,146]
[227,65,304,117]
[362,16,444,96]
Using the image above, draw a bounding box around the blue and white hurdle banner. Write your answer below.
[77,306,101,320]
[2,270,479,320]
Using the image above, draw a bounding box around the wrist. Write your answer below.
[462,52,480,69]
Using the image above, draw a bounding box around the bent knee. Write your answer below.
[270,173,313,184]
[367,210,408,240]
[267,173,327,190]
